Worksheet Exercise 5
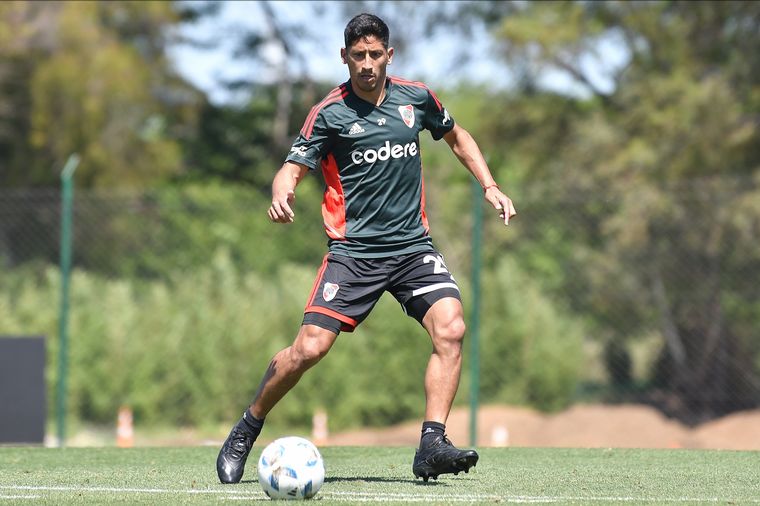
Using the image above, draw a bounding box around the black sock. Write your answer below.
[240,409,265,439]
[420,420,445,449]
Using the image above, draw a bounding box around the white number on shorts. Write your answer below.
[423,255,449,275]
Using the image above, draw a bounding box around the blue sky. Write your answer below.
[168,1,502,104]
[168,1,626,104]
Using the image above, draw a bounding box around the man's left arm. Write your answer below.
[443,124,517,225]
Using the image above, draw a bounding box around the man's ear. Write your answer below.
[387,47,394,65]
[340,48,347,64]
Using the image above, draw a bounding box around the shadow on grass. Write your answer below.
[325,476,446,486]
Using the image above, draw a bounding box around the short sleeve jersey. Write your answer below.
[286,76,455,258]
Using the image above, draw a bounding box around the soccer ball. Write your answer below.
[257,436,325,500]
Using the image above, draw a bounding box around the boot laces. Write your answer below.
[430,433,453,449]
[226,427,252,459]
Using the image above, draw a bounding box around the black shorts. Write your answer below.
[302,249,461,334]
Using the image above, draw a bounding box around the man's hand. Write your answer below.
[268,162,308,223]
[485,186,516,226]
[268,190,296,223]
[443,125,517,226]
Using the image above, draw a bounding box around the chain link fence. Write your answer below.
[1,181,759,435]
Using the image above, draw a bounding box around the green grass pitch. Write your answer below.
[1,446,759,504]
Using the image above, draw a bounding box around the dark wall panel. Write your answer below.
[0,337,46,444]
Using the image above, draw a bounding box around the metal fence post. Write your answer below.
[469,177,483,447]
[57,154,79,447]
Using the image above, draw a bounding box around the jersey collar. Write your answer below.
[346,77,392,107]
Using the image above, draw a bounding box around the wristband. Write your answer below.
[483,184,500,192]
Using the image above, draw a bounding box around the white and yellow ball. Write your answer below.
[257,436,325,500]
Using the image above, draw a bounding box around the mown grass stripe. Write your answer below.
[2,485,760,503]
[2,447,759,505]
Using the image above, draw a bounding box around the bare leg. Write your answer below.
[412,297,477,482]
[421,297,466,424]
[249,324,338,419]
[217,324,337,484]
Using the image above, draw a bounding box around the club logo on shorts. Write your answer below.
[398,105,415,128]
[323,282,339,302]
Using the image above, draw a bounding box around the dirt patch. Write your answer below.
[325,404,760,450]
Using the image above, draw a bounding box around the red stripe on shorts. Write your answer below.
[305,255,330,308]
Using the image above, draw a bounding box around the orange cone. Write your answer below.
[116,406,134,448]
[312,409,328,446]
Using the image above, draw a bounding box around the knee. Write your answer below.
[290,327,333,369]
[433,317,466,356]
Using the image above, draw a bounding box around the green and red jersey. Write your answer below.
[286,76,455,258]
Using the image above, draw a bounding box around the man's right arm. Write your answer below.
[268,161,310,224]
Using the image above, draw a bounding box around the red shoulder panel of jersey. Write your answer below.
[389,75,443,111]
[301,84,349,139]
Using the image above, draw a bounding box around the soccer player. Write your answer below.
[217,13,516,484]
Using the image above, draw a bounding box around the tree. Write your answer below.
[0,1,201,188]
[173,0,327,188]
[366,0,760,422]
[482,0,760,422]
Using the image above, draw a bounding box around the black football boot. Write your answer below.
[412,434,479,482]
[216,419,255,484]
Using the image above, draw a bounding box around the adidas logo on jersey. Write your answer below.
[348,123,365,135]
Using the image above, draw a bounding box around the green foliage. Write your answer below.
[476,1,760,420]
[0,1,197,188]
[0,229,584,430]
[478,258,585,412]
[4,0,760,429]
[178,82,330,190]
[65,181,326,278]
